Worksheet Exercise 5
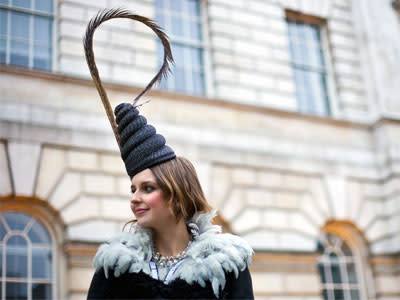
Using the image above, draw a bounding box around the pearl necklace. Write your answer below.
[152,241,192,267]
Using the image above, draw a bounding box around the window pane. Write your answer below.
[0,218,6,240]
[33,44,51,70]
[171,16,184,37]
[317,263,326,283]
[172,43,184,66]
[309,72,329,115]
[189,47,202,68]
[10,39,29,66]
[0,9,7,36]
[334,289,345,300]
[0,247,3,274]
[189,20,201,40]
[11,0,30,9]
[34,16,51,43]
[174,66,186,92]
[32,248,52,279]
[155,10,165,28]
[154,0,164,9]
[170,0,183,12]
[346,263,358,283]
[0,0,8,5]
[331,263,342,284]
[34,0,52,13]
[3,212,31,231]
[11,12,29,39]
[0,38,5,63]
[350,289,360,300]
[32,283,52,300]
[27,220,51,244]
[6,282,27,300]
[6,235,28,278]
[309,46,324,68]
[187,0,200,16]
[192,71,204,95]
[321,289,329,300]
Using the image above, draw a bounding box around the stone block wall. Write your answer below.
[1,0,400,298]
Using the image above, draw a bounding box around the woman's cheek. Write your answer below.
[146,191,164,208]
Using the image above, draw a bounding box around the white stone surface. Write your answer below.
[35,148,68,200]
[324,175,347,219]
[61,195,100,225]
[376,275,400,293]
[273,192,299,209]
[83,174,115,195]
[288,212,318,236]
[99,153,125,174]
[210,166,231,209]
[284,274,321,293]
[231,208,262,233]
[67,150,98,171]
[49,172,81,210]
[252,272,284,293]
[220,188,245,221]
[67,219,120,242]
[246,189,273,207]
[100,197,132,220]
[190,160,212,200]
[263,210,290,229]
[0,143,12,196]
[279,233,315,251]
[243,230,279,250]
[8,142,41,196]
[69,267,94,292]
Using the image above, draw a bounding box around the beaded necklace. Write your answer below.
[152,240,192,268]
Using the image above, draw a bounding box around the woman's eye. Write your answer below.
[144,186,155,193]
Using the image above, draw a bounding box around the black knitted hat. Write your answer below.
[115,103,175,178]
[84,9,176,178]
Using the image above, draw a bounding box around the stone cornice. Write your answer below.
[0,64,376,130]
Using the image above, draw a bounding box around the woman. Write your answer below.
[84,9,254,299]
[87,155,254,299]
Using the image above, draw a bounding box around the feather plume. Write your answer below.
[83,8,174,146]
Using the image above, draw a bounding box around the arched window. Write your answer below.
[0,211,53,300]
[317,233,363,300]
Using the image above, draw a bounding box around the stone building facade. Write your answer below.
[0,0,399,299]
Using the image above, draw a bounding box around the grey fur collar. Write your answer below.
[93,211,253,296]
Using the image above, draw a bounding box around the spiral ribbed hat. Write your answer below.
[84,8,176,178]
[115,103,175,177]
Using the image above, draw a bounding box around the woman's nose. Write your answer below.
[130,192,140,203]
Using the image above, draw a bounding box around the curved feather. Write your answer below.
[83,8,174,146]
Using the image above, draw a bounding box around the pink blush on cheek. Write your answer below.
[146,191,164,207]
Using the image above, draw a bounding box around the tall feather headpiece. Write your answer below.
[83,8,176,177]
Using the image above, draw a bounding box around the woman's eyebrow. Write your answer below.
[131,180,157,188]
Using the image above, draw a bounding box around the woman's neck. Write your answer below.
[152,219,191,257]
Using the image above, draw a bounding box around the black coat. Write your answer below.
[87,212,254,299]
[87,266,254,299]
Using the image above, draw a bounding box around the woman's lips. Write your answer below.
[135,208,148,216]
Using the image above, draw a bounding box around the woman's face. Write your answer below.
[130,168,175,229]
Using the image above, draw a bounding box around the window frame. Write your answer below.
[0,209,58,300]
[317,233,363,300]
[285,9,338,117]
[317,223,376,300]
[0,0,55,71]
[154,0,212,97]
